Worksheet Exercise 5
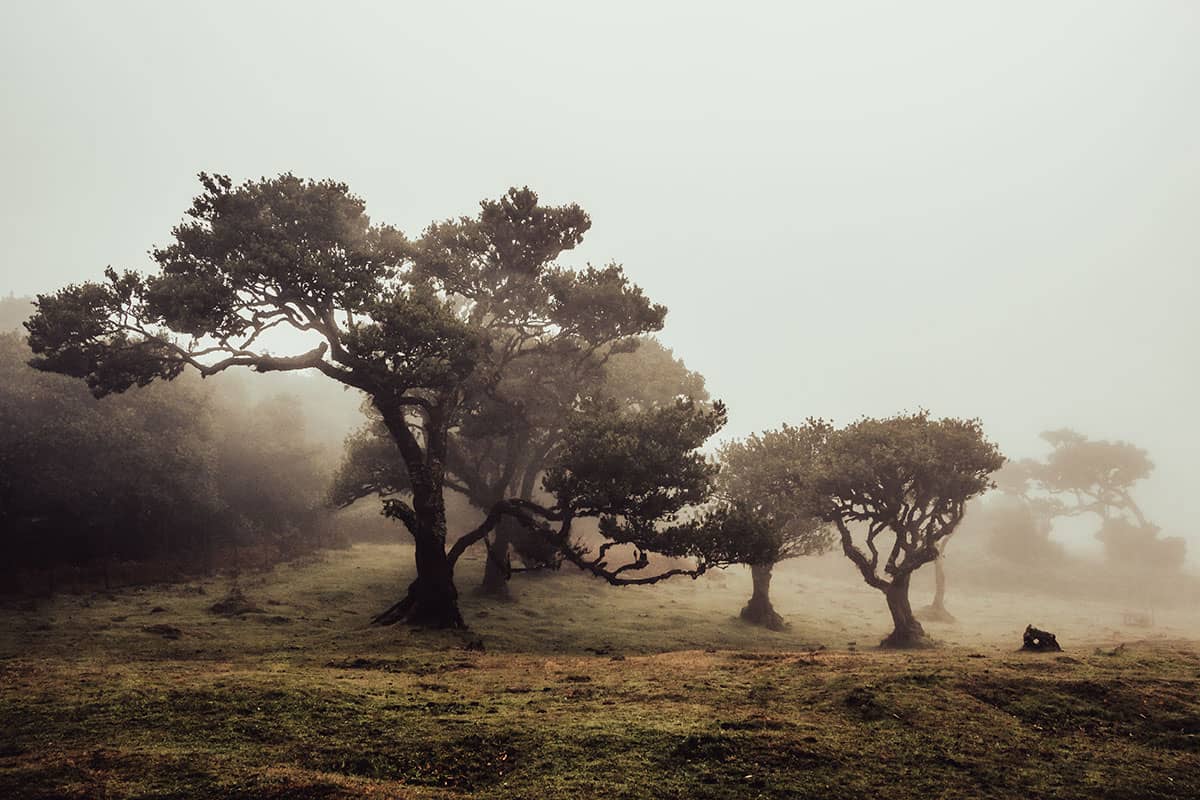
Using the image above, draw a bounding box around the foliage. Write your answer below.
[1005,429,1184,570]
[1033,429,1154,522]
[710,423,836,566]
[1096,518,1187,572]
[818,411,1004,646]
[0,333,327,587]
[24,173,735,626]
[819,412,1004,588]
[975,461,1069,566]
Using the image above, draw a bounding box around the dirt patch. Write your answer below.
[209,589,264,616]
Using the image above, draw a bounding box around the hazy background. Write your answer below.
[2,1,1197,563]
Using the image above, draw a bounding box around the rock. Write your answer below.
[1021,625,1062,652]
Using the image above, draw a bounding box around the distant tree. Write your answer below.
[710,423,835,630]
[215,393,327,568]
[1028,429,1184,570]
[1095,518,1186,572]
[27,173,744,627]
[818,413,1004,648]
[977,460,1068,567]
[1034,429,1152,523]
[0,330,329,591]
[0,331,221,587]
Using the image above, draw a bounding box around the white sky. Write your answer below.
[2,1,1197,562]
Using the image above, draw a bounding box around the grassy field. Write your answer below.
[2,543,1198,799]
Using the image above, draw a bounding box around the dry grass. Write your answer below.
[1,543,1197,798]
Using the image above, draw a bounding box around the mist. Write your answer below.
[3,1,1197,566]
[2,4,1199,798]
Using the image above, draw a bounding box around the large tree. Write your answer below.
[331,336,708,599]
[818,413,1003,648]
[26,173,738,628]
[710,424,835,630]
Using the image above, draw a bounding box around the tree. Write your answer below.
[1,330,222,584]
[1,329,330,592]
[1027,429,1184,570]
[26,173,738,628]
[331,336,709,599]
[977,460,1068,567]
[1033,429,1152,524]
[711,424,835,630]
[818,413,1004,648]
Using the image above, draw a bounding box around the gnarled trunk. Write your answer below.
[373,482,465,629]
[918,553,956,623]
[740,562,785,630]
[880,572,928,648]
[477,517,515,600]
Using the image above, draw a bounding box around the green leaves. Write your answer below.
[342,287,489,394]
[818,411,1005,584]
[155,172,405,319]
[545,398,726,542]
[820,412,1005,521]
[26,276,185,397]
[714,421,836,565]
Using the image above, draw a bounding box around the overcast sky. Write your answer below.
[2,1,1197,562]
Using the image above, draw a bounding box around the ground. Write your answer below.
[1,543,1198,799]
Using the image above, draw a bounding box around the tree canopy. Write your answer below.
[25,173,741,628]
[818,412,1004,647]
[0,331,327,591]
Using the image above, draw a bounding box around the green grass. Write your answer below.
[1,544,1197,798]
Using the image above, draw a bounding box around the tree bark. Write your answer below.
[740,562,786,630]
[477,517,515,600]
[373,481,465,629]
[918,552,957,623]
[370,403,467,629]
[880,571,929,648]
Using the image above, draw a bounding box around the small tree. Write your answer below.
[712,424,835,630]
[819,413,1003,648]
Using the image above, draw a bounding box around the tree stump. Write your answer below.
[1021,624,1062,652]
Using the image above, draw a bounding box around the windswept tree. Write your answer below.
[710,423,835,630]
[331,336,708,598]
[819,413,1004,648]
[1027,429,1184,570]
[26,173,740,628]
[1034,429,1152,524]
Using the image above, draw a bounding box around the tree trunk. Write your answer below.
[880,572,929,648]
[477,517,514,600]
[918,553,957,623]
[740,562,786,630]
[373,491,464,629]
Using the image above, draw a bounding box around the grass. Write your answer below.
[1,543,1198,798]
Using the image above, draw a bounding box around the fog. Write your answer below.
[2,1,1198,565]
